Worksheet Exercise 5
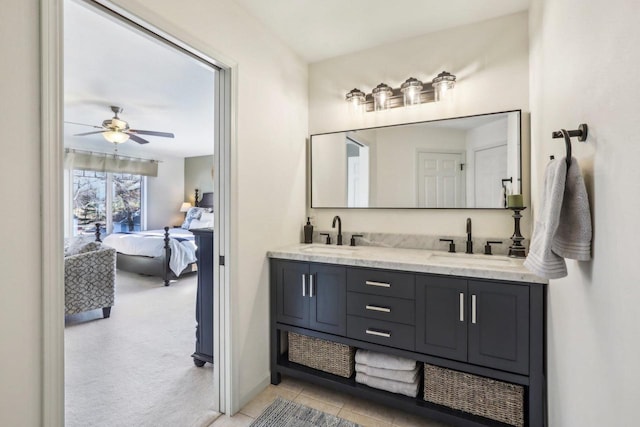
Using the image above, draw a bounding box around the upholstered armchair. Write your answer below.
[64,241,117,318]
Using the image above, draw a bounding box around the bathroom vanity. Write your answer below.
[268,244,546,427]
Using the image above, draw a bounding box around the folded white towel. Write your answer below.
[524,158,568,279]
[355,372,419,397]
[355,349,417,371]
[552,158,592,260]
[355,363,420,384]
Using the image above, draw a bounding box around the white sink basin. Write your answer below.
[428,253,515,268]
[300,245,357,256]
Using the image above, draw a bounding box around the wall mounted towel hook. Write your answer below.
[551,123,588,166]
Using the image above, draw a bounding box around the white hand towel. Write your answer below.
[355,372,419,397]
[355,349,417,371]
[524,158,568,279]
[355,363,420,384]
[552,158,592,260]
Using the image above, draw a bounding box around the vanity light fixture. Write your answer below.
[432,71,456,102]
[400,77,423,107]
[372,83,393,111]
[346,70,456,112]
[345,88,366,113]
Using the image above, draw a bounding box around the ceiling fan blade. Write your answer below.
[74,130,105,136]
[129,129,175,138]
[128,134,150,144]
[65,121,104,129]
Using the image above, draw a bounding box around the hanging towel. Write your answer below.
[523,157,568,279]
[355,349,417,371]
[355,363,420,384]
[552,158,592,260]
[355,372,419,398]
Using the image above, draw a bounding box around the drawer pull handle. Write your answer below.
[309,274,314,297]
[366,305,391,313]
[472,294,477,324]
[365,329,391,338]
[365,280,391,288]
[459,292,464,322]
[302,274,306,297]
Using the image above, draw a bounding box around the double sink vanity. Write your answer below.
[268,109,545,426]
[268,243,546,427]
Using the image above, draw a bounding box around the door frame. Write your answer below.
[41,0,236,424]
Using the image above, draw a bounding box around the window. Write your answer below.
[72,169,145,236]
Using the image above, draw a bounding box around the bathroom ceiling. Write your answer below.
[235,0,530,62]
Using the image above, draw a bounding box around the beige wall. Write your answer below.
[0,1,42,425]
[184,155,214,205]
[146,155,185,229]
[309,12,530,240]
[529,0,640,424]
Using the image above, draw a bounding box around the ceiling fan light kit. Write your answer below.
[66,105,175,145]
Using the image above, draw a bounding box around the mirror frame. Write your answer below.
[309,109,522,209]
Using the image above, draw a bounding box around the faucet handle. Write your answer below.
[439,239,456,253]
[484,240,503,255]
[320,233,331,245]
[350,234,363,247]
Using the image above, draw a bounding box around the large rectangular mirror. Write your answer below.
[310,110,521,209]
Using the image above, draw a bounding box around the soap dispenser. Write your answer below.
[303,217,313,243]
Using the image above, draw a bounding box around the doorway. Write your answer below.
[416,151,465,208]
[42,0,232,425]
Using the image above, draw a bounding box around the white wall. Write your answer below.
[0,0,307,423]
[146,155,185,229]
[309,12,530,240]
[529,0,640,425]
[0,1,42,425]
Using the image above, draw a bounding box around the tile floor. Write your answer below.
[209,376,451,427]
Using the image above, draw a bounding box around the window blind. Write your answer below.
[64,150,158,177]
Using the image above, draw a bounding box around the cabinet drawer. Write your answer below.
[347,268,415,299]
[347,315,415,351]
[347,292,415,325]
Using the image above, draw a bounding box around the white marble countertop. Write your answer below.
[268,243,547,285]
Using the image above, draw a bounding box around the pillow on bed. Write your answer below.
[181,207,207,229]
[189,216,214,230]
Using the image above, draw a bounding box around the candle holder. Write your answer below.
[507,207,527,258]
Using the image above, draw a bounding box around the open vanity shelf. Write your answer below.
[269,257,546,427]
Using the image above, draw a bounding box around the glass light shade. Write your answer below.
[432,71,456,102]
[345,88,366,113]
[179,202,192,212]
[400,77,423,107]
[372,83,393,111]
[103,130,130,144]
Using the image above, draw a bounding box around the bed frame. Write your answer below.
[96,189,213,286]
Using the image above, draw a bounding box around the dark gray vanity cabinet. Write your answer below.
[274,260,347,336]
[416,276,530,375]
[270,258,546,427]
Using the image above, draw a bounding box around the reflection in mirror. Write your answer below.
[311,110,521,209]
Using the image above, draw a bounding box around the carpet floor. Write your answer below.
[250,397,360,427]
[65,270,219,427]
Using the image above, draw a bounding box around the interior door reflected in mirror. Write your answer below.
[310,110,521,209]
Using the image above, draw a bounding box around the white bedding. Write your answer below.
[102,228,197,276]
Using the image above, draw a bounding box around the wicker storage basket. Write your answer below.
[423,364,524,427]
[288,332,355,378]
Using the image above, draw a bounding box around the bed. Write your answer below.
[101,190,214,286]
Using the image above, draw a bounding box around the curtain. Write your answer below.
[65,150,158,177]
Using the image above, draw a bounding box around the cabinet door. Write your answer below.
[309,264,346,335]
[468,281,529,375]
[415,276,468,362]
[275,260,309,328]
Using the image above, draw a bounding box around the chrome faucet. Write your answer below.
[332,215,343,245]
[466,218,473,254]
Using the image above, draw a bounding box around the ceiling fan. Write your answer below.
[66,105,175,145]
